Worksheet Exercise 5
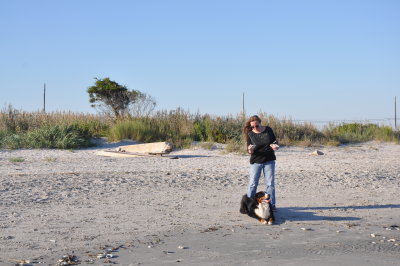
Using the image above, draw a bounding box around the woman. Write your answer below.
[243,115,279,210]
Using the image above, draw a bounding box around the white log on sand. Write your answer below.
[95,141,174,157]
[117,142,173,154]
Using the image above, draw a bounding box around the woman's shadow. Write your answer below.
[273,204,400,224]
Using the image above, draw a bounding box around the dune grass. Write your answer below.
[9,157,25,163]
[1,105,399,150]
[0,105,108,149]
[323,123,399,144]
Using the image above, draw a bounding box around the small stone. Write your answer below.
[96,253,106,259]
[163,251,175,254]
[310,150,324,156]
[370,234,376,237]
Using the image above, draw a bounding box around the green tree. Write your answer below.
[87,77,141,118]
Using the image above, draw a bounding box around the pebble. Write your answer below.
[96,253,106,259]
[310,150,324,155]
[163,251,175,254]
[56,254,79,266]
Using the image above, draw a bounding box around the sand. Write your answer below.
[1,141,399,265]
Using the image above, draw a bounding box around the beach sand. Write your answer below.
[1,141,399,265]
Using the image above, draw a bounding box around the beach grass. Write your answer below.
[9,156,25,163]
[1,105,399,150]
[0,105,109,149]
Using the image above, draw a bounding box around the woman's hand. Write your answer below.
[270,143,279,151]
[248,144,255,154]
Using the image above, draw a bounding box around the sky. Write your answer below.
[1,0,399,126]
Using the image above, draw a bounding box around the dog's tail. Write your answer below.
[239,194,249,214]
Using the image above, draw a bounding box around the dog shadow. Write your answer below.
[273,204,400,224]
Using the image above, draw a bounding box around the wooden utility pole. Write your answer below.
[395,96,397,130]
[43,83,46,113]
[242,92,245,115]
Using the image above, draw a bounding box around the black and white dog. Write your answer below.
[240,191,274,225]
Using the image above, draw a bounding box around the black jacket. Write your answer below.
[247,126,277,164]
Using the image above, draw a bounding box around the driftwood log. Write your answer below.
[96,142,174,158]
[117,142,173,154]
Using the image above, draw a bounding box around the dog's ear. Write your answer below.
[254,191,265,198]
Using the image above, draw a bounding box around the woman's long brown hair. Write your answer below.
[242,115,262,144]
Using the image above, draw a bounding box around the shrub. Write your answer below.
[25,124,93,149]
[225,138,247,154]
[1,132,25,149]
[323,123,399,144]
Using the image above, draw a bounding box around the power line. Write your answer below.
[293,118,396,122]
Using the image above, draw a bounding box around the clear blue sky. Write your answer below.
[1,0,399,124]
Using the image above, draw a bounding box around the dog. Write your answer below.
[240,191,274,225]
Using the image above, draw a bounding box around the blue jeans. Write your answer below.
[247,160,276,206]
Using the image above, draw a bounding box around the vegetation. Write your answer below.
[45,157,57,162]
[323,123,398,144]
[87,77,156,118]
[9,157,25,163]
[0,106,107,149]
[1,105,399,151]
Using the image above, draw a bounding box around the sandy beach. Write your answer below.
[1,141,399,265]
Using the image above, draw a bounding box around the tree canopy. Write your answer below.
[87,77,155,118]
